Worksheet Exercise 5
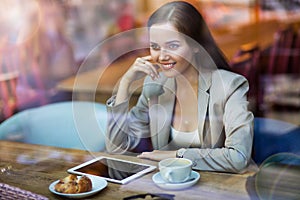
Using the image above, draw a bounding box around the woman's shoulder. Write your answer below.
[210,69,248,94]
[212,69,247,83]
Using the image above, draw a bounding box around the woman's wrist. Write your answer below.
[120,76,132,87]
[115,78,132,105]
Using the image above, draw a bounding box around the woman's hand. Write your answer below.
[115,55,160,105]
[122,55,160,84]
[137,150,177,161]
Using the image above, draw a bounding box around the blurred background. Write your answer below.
[1,0,300,126]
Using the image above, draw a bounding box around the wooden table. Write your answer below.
[0,141,259,200]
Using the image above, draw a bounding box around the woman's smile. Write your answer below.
[160,62,177,70]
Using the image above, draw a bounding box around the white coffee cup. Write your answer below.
[159,158,192,183]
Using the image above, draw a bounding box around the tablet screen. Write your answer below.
[68,157,156,184]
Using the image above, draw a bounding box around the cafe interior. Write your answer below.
[0,0,300,199]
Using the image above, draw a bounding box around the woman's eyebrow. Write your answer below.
[165,40,180,44]
[150,40,180,45]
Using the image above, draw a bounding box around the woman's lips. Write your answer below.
[160,62,176,70]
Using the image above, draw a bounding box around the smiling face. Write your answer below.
[149,23,197,78]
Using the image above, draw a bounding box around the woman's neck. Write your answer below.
[175,65,198,88]
[173,65,199,132]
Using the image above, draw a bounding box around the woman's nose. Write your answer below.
[159,49,169,61]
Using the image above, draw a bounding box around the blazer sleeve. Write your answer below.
[105,75,167,154]
[182,73,254,173]
[105,89,152,154]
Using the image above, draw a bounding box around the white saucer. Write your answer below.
[49,175,107,199]
[152,170,200,190]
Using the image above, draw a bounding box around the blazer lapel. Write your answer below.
[149,69,212,149]
[197,68,212,146]
[149,77,176,150]
[157,78,176,149]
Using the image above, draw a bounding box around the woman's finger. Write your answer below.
[142,55,153,61]
[139,56,159,78]
[129,56,159,81]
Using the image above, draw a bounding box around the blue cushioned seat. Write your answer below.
[253,117,300,164]
[0,101,107,151]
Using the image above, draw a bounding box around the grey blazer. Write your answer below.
[106,69,254,173]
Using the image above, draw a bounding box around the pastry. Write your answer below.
[54,174,92,194]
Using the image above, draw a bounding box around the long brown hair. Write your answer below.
[147,1,229,70]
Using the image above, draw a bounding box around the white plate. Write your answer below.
[152,170,200,190]
[49,175,107,199]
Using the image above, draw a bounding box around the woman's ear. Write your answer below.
[192,45,200,54]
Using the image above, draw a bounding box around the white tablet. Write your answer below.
[67,156,156,184]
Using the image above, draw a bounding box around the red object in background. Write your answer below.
[268,26,294,74]
[0,71,18,122]
[291,29,300,74]
[229,42,261,114]
[117,2,135,31]
[117,14,135,31]
[0,44,19,122]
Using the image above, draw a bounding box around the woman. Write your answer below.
[106,1,253,173]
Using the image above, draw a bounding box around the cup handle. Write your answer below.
[165,169,173,182]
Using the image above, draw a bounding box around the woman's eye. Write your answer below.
[168,44,179,50]
[150,44,160,50]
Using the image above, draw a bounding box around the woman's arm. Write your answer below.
[106,56,159,154]
[106,92,151,154]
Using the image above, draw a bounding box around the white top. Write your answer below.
[170,127,201,148]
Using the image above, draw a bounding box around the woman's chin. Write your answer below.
[162,69,179,78]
